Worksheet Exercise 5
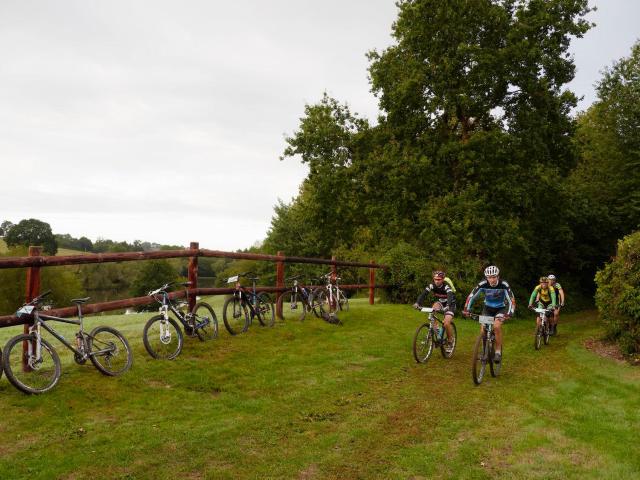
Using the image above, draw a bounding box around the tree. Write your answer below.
[5,218,58,255]
[0,220,14,237]
[129,260,181,299]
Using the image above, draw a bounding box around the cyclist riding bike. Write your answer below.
[413,271,456,349]
[528,276,557,330]
[547,274,565,335]
[463,265,516,364]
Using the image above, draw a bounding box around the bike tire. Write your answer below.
[310,287,323,318]
[3,334,61,394]
[535,325,542,350]
[88,326,133,376]
[191,302,218,341]
[256,293,275,327]
[338,290,349,312]
[143,315,183,359]
[489,342,502,377]
[277,290,306,322]
[0,346,3,381]
[316,289,341,324]
[543,323,550,345]
[440,321,457,359]
[222,296,249,335]
[412,323,434,363]
[471,334,488,385]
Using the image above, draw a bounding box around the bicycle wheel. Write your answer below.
[412,323,434,363]
[489,341,502,377]
[277,290,306,322]
[534,325,542,350]
[3,334,61,394]
[191,302,218,341]
[440,322,457,359]
[471,334,488,385]
[0,346,3,381]
[310,287,323,318]
[543,322,550,345]
[318,288,339,317]
[338,290,349,312]
[256,293,275,327]
[222,296,249,335]
[88,326,133,376]
[143,315,183,359]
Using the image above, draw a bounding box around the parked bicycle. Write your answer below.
[142,281,218,360]
[412,304,457,363]
[276,274,320,321]
[531,305,553,350]
[3,291,133,394]
[313,272,344,324]
[468,313,503,385]
[222,272,274,335]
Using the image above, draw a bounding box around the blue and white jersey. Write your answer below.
[464,279,516,315]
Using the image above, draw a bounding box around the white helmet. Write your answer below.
[484,265,499,277]
[548,274,556,280]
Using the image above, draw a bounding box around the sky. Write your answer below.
[1,0,638,251]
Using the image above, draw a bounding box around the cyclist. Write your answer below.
[462,265,516,364]
[413,271,456,349]
[527,276,557,330]
[548,274,565,335]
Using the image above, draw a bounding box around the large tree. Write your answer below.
[5,218,58,255]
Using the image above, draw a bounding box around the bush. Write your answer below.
[595,231,640,354]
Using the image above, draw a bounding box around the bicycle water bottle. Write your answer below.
[438,326,444,339]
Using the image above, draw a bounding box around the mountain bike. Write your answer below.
[313,272,344,325]
[142,281,218,360]
[276,275,318,321]
[3,291,133,394]
[222,273,274,335]
[468,313,503,385]
[532,305,553,350]
[412,304,457,363]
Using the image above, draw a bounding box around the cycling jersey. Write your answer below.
[416,280,456,309]
[551,282,564,306]
[465,279,515,315]
[529,285,557,307]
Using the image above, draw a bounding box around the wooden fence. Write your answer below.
[0,242,390,328]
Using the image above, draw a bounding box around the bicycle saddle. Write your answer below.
[71,297,91,304]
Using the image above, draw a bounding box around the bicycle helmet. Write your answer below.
[539,276,548,283]
[548,274,556,280]
[432,271,445,279]
[484,265,499,277]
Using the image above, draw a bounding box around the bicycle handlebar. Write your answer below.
[25,290,52,306]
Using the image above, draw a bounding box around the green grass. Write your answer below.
[0,300,638,479]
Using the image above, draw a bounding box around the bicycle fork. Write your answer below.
[26,323,43,370]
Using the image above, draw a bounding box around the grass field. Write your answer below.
[0,299,638,479]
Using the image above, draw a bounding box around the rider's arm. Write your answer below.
[528,287,538,307]
[550,288,557,308]
[558,286,565,306]
[445,284,455,307]
[505,282,516,315]
[415,285,432,307]
[464,283,483,312]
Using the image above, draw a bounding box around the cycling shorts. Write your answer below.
[482,305,508,318]
[435,300,456,316]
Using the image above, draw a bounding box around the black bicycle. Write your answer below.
[3,291,133,394]
[222,273,274,335]
[468,313,503,385]
[276,275,320,321]
[142,282,218,360]
[412,304,457,363]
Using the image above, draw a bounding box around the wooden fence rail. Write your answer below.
[0,242,389,327]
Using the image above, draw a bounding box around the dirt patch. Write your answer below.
[583,338,631,363]
[298,463,319,479]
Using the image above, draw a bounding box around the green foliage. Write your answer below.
[595,231,640,355]
[4,218,58,255]
[129,260,182,298]
[0,246,83,315]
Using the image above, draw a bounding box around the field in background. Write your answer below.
[0,301,639,479]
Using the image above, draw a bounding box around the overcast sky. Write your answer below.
[1,1,638,251]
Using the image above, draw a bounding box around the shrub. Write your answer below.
[595,231,640,354]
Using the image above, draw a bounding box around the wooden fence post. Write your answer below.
[369,260,375,305]
[331,256,337,277]
[24,246,42,370]
[276,251,285,320]
[188,242,199,312]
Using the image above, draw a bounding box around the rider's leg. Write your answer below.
[443,313,454,342]
[494,318,503,353]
